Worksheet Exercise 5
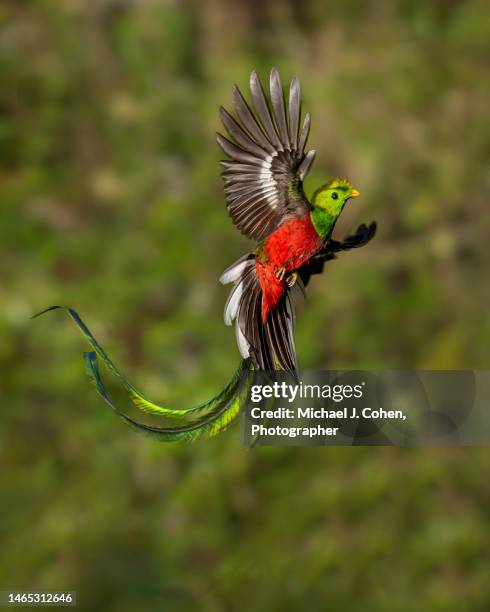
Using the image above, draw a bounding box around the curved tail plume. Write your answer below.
[32,307,251,441]
[31,223,376,441]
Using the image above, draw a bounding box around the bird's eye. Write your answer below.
[331,192,338,200]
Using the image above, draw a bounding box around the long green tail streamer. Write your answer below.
[33,306,251,441]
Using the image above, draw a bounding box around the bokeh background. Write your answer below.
[1,0,490,610]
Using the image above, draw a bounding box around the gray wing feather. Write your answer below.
[298,149,316,181]
[216,134,262,166]
[270,68,290,148]
[218,68,316,241]
[232,86,275,153]
[298,112,311,155]
[288,77,301,150]
[250,70,282,148]
[219,107,269,159]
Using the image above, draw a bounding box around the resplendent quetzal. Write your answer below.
[34,69,376,441]
[218,68,363,372]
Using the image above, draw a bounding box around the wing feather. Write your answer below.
[250,70,282,148]
[218,68,316,241]
[232,85,275,153]
[270,68,290,148]
[216,133,262,166]
[288,77,301,150]
[298,112,311,155]
[219,107,269,159]
[298,149,316,181]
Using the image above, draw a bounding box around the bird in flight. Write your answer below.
[218,68,363,373]
[34,69,376,441]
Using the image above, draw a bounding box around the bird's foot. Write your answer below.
[286,272,298,288]
[275,266,286,282]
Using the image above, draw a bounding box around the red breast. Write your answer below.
[256,215,322,322]
[264,215,322,270]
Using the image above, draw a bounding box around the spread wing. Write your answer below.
[298,222,378,287]
[217,68,316,241]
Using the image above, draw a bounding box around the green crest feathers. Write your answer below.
[312,178,353,202]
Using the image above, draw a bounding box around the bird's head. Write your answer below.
[311,178,360,215]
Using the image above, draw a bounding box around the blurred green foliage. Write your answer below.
[1,0,490,610]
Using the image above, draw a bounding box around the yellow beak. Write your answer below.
[350,189,360,198]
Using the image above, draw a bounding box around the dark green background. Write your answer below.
[1,1,489,610]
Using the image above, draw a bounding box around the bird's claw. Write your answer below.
[275,266,298,287]
[286,272,298,288]
[275,266,286,282]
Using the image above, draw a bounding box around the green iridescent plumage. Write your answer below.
[310,179,360,240]
[32,306,251,442]
[32,69,376,442]
[85,350,249,442]
[32,214,374,441]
